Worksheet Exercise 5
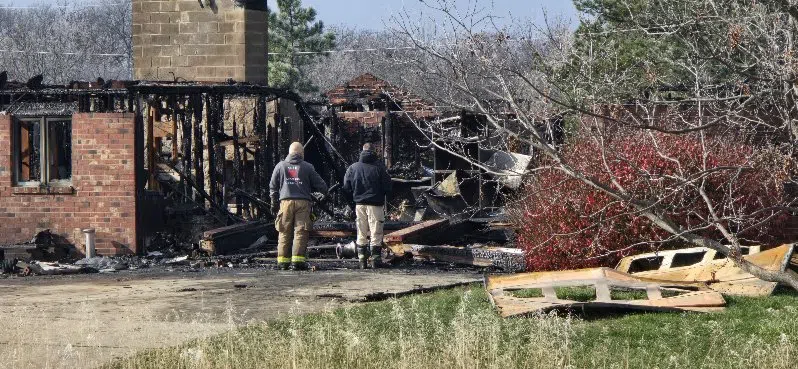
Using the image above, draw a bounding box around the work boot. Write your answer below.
[276,262,290,271]
[290,262,309,271]
[369,245,388,269]
[357,245,370,269]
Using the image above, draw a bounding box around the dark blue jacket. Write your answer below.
[343,150,393,206]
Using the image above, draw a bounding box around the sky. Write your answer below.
[266,0,578,30]
[1,0,578,30]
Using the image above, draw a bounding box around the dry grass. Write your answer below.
[106,287,798,369]
[2,285,796,369]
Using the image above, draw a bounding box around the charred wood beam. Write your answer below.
[170,95,178,161]
[233,118,242,217]
[191,94,204,202]
[158,157,240,223]
[256,97,270,200]
[384,111,394,168]
[146,106,157,190]
[181,97,192,201]
[234,189,270,215]
[214,95,226,207]
[241,125,252,218]
[206,94,216,207]
[293,101,348,181]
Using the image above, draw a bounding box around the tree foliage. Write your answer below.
[0,0,132,84]
[514,129,792,271]
[390,0,798,288]
[268,0,335,92]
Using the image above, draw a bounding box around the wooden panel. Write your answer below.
[485,267,726,318]
[618,244,794,297]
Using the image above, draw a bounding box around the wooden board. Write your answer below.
[615,244,794,297]
[485,267,726,318]
[384,219,450,244]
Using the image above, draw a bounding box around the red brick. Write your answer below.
[0,113,138,255]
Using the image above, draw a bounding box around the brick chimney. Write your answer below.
[132,0,267,83]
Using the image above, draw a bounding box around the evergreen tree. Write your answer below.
[268,0,335,92]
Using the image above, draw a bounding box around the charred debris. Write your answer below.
[0,73,539,275]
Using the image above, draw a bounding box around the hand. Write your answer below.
[312,192,327,203]
[271,203,280,216]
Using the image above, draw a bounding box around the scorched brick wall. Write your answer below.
[0,113,138,255]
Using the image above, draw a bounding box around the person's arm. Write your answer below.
[342,166,353,195]
[269,164,282,215]
[269,164,281,200]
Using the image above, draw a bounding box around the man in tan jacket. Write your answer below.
[269,142,328,270]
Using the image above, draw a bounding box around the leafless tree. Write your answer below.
[389,0,798,288]
[302,25,462,100]
[0,0,132,84]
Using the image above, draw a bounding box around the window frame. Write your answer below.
[12,116,73,187]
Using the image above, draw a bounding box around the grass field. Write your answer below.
[108,286,798,369]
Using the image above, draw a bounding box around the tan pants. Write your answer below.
[275,199,312,264]
[356,204,385,247]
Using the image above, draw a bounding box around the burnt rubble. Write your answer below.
[0,72,537,276]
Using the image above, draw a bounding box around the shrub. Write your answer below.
[511,131,791,271]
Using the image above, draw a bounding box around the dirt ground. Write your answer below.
[0,262,480,369]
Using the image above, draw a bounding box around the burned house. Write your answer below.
[323,73,438,171]
[0,1,531,259]
[0,1,331,256]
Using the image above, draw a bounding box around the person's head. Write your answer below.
[362,143,372,152]
[288,142,304,157]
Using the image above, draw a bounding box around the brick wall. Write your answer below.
[325,73,439,118]
[132,0,267,83]
[0,113,139,255]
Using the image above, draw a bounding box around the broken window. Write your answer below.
[671,251,706,268]
[14,119,41,183]
[628,256,664,273]
[13,117,72,185]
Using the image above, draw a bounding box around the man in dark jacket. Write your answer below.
[342,143,393,269]
[270,142,328,270]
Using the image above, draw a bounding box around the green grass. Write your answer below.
[510,286,683,301]
[108,286,798,369]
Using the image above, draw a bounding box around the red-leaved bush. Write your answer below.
[512,131,792,271]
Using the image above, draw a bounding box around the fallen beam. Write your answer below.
[385,219,450,245]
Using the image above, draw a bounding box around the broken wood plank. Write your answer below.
[384,219,450,244]
[485,268,726,318]
[616,244,795,297]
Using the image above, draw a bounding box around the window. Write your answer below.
[13,117,72,186]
